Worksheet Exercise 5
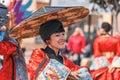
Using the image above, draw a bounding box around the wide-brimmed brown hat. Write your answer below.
[10,6,89,39]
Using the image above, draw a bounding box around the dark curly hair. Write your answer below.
[101,22,112,33]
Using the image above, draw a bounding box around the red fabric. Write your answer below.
[27,49,90,80]
[8,0,16,10]
[92,36,120,80]
[0,41,17,80]
[94,36,120,58]
[27,49,49,80]
[63,56,86,71]
[91,68,120,80]
[67,34,86,54]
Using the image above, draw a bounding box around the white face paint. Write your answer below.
[0,0,11,7]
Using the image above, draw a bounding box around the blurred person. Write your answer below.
[27,19,92,80]
[81,41,93,67]
[0,3,28,80]
[67,27,86,65]
[90,22,120,80]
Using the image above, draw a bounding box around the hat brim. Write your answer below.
[10,6,89,39]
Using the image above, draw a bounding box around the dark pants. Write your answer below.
[72,54,81,66]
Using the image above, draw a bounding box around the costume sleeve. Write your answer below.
[63,56,92,80]
[90,56,109,70]
[90,38,109,70]
[116,39,120,56]
[93,38,102,57]
[111,40,120,68]
[63,56,81,71]
[27,49,47,80]
[0,41,17,55]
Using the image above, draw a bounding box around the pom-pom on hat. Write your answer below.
[39,19,65,42]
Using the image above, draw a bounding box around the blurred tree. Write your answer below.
[90,0,120,33]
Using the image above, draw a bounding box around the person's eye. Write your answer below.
[55,34,60,37]
[53,33,60,36]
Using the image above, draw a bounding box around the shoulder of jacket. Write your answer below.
[31,48,47,58]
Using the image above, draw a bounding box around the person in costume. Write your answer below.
[0,3,28,80]
[28,19,92,80]
[90,22,120,80]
